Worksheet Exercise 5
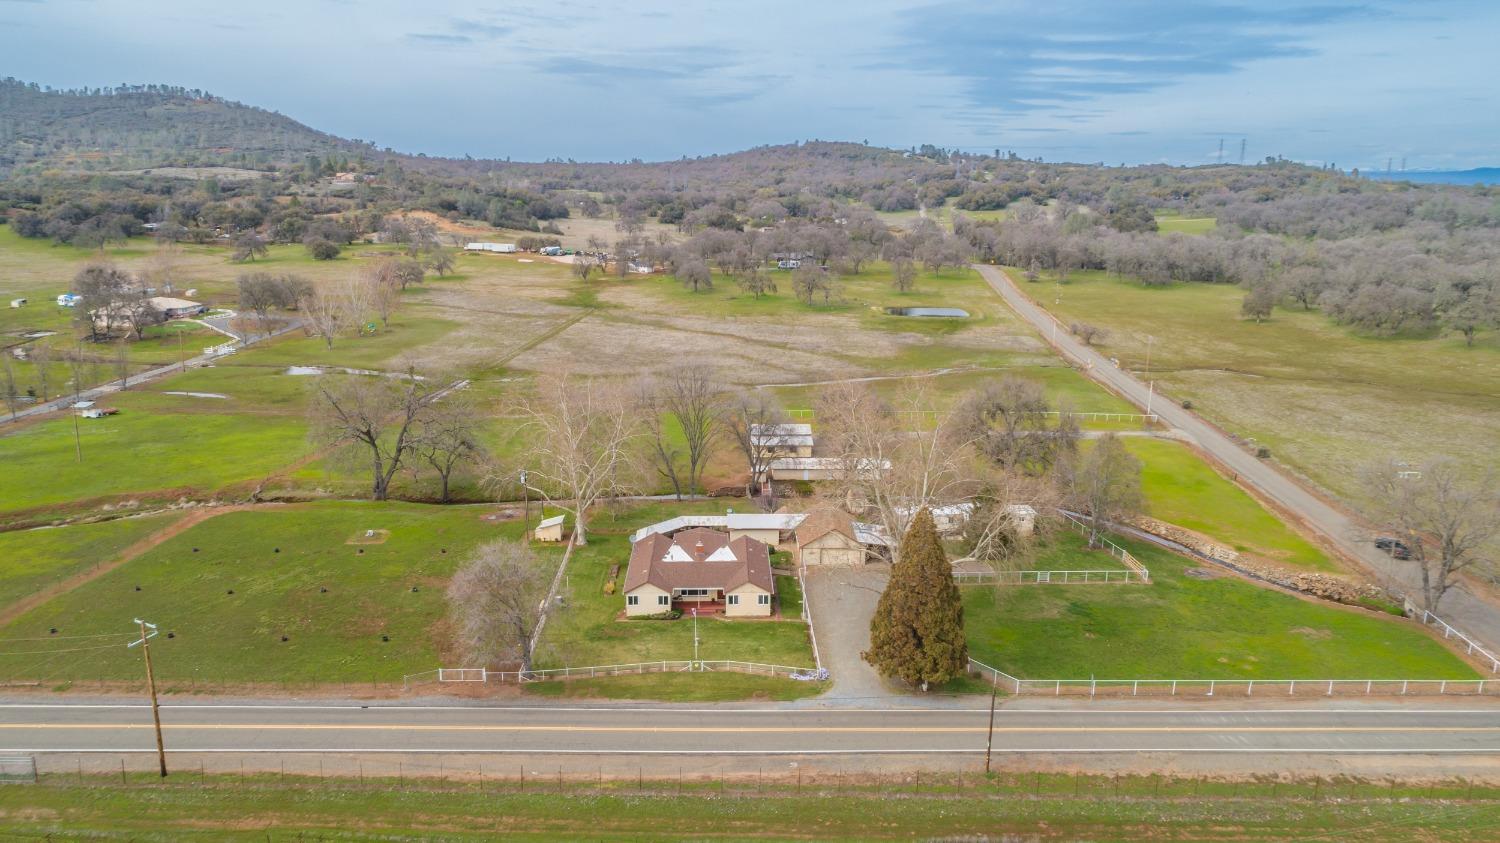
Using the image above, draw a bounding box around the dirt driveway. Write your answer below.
[803,565,903,702]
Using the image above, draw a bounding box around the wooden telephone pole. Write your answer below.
[984,671,999,774]
[129,618,167,777]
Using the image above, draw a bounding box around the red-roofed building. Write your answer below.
[622,527,776,617]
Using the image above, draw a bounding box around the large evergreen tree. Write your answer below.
[864,508,968,690]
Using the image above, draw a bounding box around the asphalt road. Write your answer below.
[3,701,1499,757]
[974,264,1500,651]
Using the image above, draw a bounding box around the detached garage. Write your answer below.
[795,510,866,567]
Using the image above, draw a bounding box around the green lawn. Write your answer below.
[1127,438,1337,571]
[0,514,172,610]
[534,502,817,671]
[963,531,1477,680]
[0,502,533,685]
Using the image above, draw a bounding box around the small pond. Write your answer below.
[885,306,969,318]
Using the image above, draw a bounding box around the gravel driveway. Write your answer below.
[803,565,904,702]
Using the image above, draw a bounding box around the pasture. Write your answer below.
[1024,268,1500,509]
[0,502,528,686]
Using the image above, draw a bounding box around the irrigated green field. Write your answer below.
[964,532,1476,681]
[0,513,172,610]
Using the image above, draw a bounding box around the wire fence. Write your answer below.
[968,658,1498,697]
[405,660,826,689]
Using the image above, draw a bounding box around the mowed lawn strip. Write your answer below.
[964,532,1477,681]
[0,514,173,611]
[534,502,817,670]
[1126,438,1338,572]
[0,502,541,685]
[522,672,826,702]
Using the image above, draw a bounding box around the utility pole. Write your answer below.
[692,607,700,669]
[984,671,999,774]
[129,618,167,778]
[519,469,530,539]
[177,328,185,371]
[72,409,83,463]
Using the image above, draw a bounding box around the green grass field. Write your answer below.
[1154,213,1218,234]
[523,672,827,701]
[534,502,817,671]
[1126,438,1337,571]
[0,401,309,516]
[0,514,172,610]
[0,502,533,685]
[1021,267,1500,511]
[964,531,1476,680]
[9,773,1499,841]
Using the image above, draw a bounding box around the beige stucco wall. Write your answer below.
[730,528,784,549]
[726,583,773,617]
[624,584,671,617]
[799,534,865,566]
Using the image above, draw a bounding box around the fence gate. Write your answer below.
[0,756,36,784]
[437,668,486,683]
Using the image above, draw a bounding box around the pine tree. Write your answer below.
[864,508,968,690]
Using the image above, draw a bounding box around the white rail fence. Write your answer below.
[1405,600,1500,674]
[954,568,1147,585]
[405,660,826,689]
[1057,511,1151,581]
[786,408,1157,425]
[969,659,1498,697]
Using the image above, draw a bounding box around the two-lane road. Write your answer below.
[975,264,1500,650]
[5,702,1500,757]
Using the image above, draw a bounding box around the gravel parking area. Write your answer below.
[803,565,903,702]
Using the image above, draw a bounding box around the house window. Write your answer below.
[658,595,670,606]
[758,594,771,605]
[627,595,639,606]
[727,594,739,606]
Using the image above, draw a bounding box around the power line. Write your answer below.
[0,642,133,656]
[0,632,136,642]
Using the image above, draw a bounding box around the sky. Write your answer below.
[3,0,1497,169]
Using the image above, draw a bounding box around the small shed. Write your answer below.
[9,298,25,308]
[79,407,119,419]
[532,514,566,542]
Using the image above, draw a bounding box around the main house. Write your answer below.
[623,527,776,618]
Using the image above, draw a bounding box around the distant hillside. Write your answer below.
[0,79,374,176]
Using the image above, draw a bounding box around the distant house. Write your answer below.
[623,528,775,618]
[147,297,208,319]
[763,456,891,483]
[464,242,518,254]
[56,294,81,308]
[532,514,566,542]
[750,423,814,458]
[79,407,118,419]
[795,509,868,567]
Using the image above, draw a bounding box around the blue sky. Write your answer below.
[3,0,1496,168]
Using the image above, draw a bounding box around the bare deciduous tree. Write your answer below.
[519,372,641,545]
[1069,321,1107,346]
[722,388,786,498]
[299,284,344,349]
[891,257,917,293]
[414,388,485,503]
[1363,459,1500,611]
[952,377,1078,475]
[312,365,442,500]
[446,540,549,672]
[230,231,268,263]
[638,366,723,499]
[1064,434,1144,547]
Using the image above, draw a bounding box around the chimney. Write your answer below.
[694,540,705,561]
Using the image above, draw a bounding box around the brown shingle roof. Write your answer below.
[794,508,857,546]
[623,529,774,595]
